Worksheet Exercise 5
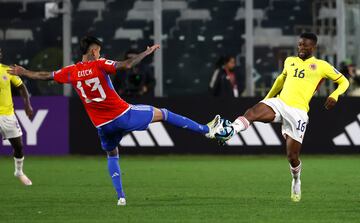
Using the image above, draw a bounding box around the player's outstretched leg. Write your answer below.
[217,102,276,143]
[286,137,302,202]
[9,137,32,186]
[106,148,126,206]
[153,108,222,139]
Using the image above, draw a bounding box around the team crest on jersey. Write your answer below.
[309,64,317,70]
[105,60,115,65]
[2,75,8,81]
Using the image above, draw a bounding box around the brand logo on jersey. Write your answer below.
[333,113,360,146]
[309,64,317,70]
[226,122,282,146]
[78,69,93,77]
[290,63,295,66]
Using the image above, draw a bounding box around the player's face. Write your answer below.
[93,46,101,60]
[297,38,315,60]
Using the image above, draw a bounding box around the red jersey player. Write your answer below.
[9,36,223,206]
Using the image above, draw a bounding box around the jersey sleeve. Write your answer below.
[322,61,343,81]
[279,57,290,77]
[97,59,117,75]
[264,58,288,99]
[52,66,72,83]
[10,75,23,87]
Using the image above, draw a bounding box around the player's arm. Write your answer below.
[324,75,349,110]
[115,44,160,70]
[16,83,34,119]
[264,74,287,99]
[264,58,288,99]
[8,65,53,81]
[323,63,350,110]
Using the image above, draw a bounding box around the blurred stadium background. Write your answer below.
[0,0,359,222]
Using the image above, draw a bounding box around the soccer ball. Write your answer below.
[215,119,235,142]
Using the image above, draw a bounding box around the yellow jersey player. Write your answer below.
[218,33,349,202]
[0,48,34,185]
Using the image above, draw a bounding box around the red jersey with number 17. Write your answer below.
[52,59,130,127]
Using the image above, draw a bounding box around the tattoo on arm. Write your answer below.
[24,70,54,80]
[115,51,148,70]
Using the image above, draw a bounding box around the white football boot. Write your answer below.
[14,172,32,186]
[205,115,222,139]
[117,198,126,206]
[291,179,301,202]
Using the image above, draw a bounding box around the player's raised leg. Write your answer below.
[152,107,221,138]
[8,137,32,186]
[225,102,276,136]
[286,136,302,202]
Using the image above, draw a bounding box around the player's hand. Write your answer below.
[25,104,34,119]
[8,64,26,76]
[145,44,160,55]
[324,97,337,110]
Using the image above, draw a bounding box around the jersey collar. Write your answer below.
[297,56,315,63]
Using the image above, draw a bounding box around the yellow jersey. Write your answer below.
[268,56,345,112]
[0,63,23,115]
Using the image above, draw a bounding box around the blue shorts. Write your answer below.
[97,105,154,151]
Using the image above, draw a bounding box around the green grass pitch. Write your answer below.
[0,155,359,223]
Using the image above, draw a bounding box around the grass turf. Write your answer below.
[0,155,359,223]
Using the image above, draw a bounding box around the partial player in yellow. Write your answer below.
[217,33,349,202]
[0,48,34,185]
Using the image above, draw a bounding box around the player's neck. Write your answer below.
[299,55,313,61]
[82,54,96,62]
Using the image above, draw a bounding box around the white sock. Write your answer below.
[290,161,302,181]
[231,116,250,133]
[14,157,24,176]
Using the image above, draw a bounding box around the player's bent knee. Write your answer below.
[160,108,168,121]
[107,147,119,157]
[244,107,258,122]
[287,153,299,165]
[151,108,166,122]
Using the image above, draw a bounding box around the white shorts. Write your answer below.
[0,114,23,140]
[261,98,308,144]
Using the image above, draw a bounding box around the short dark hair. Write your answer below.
[299,32,318,44]
[80,36,102,55]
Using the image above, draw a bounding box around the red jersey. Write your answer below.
[53,59,130,127]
